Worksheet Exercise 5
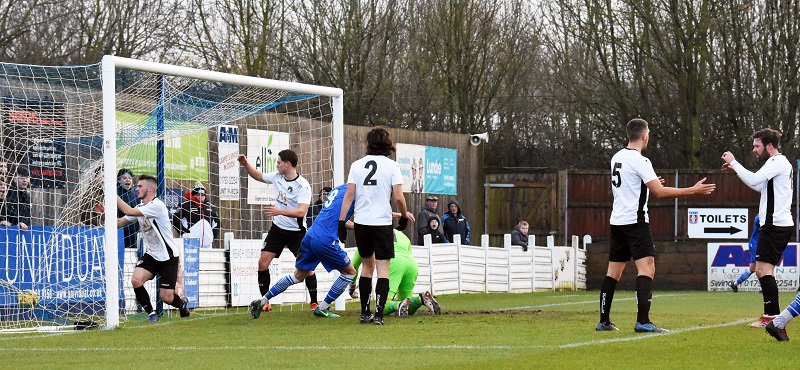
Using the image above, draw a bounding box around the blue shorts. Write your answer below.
[748,243,757,264]
[295,236,351,272]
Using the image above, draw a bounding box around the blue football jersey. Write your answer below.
[305,184,354,245]
[748,214,760,251]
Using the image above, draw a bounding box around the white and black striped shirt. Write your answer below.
[731,154,794,227]
[609,148,658,225]
[124,198,180,261]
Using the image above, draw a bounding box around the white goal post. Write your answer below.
[0,56,343,331]
[101,56,344,329]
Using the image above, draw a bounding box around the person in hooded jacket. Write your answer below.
[172,185,220,248]
[440,199,470,245]
[420,217,445,244]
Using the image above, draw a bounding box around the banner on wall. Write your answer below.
[707,242,799,291]
[2,99,67,188]
[246,129,290,205]
[116,111,209,181]
[218,125,240,201]
[396,143,457,195]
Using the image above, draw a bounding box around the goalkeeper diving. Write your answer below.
[351,229,441,317]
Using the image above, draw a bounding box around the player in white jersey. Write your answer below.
[339,127,409,325]
[238,149,319,312]
[117,174,190,322]
[597,119,715,333]
[722,128,794,329]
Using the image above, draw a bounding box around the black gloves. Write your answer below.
[396,216,409,231]
[338,220,347,242]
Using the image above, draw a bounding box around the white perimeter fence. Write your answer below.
[122,234,591,312]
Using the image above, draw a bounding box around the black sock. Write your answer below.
[359,276,372,315]
[599,276,618,324]
[759,275,780,315]
[171,292,184,309]
[375,278,390,319]
[636,275,653,324]
[134,286,153,314]
[258,269,270,296]
[305,274,318,304]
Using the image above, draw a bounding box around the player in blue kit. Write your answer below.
[250,183,357,318]
[730,215,760,293]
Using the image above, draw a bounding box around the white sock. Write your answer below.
[318,302,331,311]
[774,310,794,329]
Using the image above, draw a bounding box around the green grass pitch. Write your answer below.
[1,290,798,369]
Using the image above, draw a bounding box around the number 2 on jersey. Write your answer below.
[611,162,622,188]
[363,160,378,186]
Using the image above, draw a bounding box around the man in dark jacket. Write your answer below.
[1,167,31,230]
[416,195,440,244]
[511,220,529,251]
[305,186,331,228]
[441,199,470,245]
[117,168,139,248]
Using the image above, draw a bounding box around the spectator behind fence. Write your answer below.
[117,168,140,248]
[441,199,470,245]
[416,195,440,244]
[306,186,332,228]
[172,184,220,249]
[421,218,445,244]
[0,160,8,180]
[0,177,8,225]
[80,167,106,226]
[1,167,31,230]
[511,221,529,251]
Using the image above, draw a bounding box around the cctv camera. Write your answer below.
[469,132,488,146]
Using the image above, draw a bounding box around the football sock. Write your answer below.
[635,275,653,324]
[170,292,184,309]
[264,274,300,304]
[258,269,271,296]
[385,301,398,315]
[305,274,318,304]
[134,286,153,314]
[375,278,389,319]
[735,269,753,285]
[324,273,354,305]
[758,275,780,315]
[359,276,372,315]
[773,292,800,329]
[599,276,618,324]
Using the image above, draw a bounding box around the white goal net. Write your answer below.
[0,57,343,331]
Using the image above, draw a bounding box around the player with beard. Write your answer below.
[722,129,794,332]
[597,118,715,333]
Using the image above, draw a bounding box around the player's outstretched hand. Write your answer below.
[721,163,735,173]
[692,177,716,195]
[236,154,247,165]
[338,220,347,242]
[396,216,409,231]
[721,151,735,164]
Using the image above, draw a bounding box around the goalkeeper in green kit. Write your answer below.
[350,227,441,317]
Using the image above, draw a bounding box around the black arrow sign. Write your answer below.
[704,226,742,235]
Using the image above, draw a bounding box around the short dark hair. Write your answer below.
[17,166,30,177]
[278,149,298,168]
[117,168,133,179]
[366,127,395,156]
[320,186,332,195]
[138,173,158,188]
[753,128,781,149]
[626,118,649,142]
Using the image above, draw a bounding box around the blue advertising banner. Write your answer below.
[0,226,105,307]
[182,238,200,309]
[424,146,457,195]
[396,143,457,195]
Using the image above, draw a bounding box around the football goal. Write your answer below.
[0,56,344,331]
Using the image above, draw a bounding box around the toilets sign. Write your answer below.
[688,208,748,239]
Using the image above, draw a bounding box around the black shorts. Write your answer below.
[354,224,395,260]
[609,223,655,262]
[262,224,305,258]
[136,254,180,290]
[755,225,793,265]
